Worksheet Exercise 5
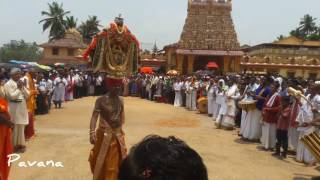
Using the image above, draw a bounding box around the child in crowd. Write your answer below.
[273,96,291,159]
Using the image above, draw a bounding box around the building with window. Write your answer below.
[241,36,320,79]
[39,29,87,65]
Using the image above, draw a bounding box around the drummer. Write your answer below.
[239,76,259,137]
[242,76,272,141]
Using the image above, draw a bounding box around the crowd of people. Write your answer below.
[123,73,320,165]
[0,67,108,180]
[1,67,320,180]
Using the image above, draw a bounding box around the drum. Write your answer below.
[197,97,208,114]
[238,100,257,112]
[300,131,320,162]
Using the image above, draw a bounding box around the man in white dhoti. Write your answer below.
[296,92,316,165]
[185,78,191,109]
[215,79,228,127]
[243,77,272,141]
[239,77,259,136]
[52,74,68,108]
[261,83,281,150]
[190,78,198,111]
[207,78,216,117]
[221,78,240,130]
[4,68,30,153]
[173,79,183,107]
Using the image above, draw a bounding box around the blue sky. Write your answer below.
[0,0,319,49]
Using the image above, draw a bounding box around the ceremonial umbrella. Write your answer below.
[206,62,219,69]
[140,67,154,74]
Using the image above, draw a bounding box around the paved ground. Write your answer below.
[10,97,320,180]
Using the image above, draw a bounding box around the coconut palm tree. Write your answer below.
[65,16,78,29]
[298,14,317,37]
[39,1,70,41]
[78,16,101,43]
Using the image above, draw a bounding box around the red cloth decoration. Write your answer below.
[106,78,123,88]
[206,62,219,68]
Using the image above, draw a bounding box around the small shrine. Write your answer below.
[39,29,87,65]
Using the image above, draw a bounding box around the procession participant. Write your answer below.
[89,78,126,180]
[122,76,130,97]
[22,68,38,140]
[95,74,103,96]
[273,96,291,159]
[261,82,281,150]
[0,79,13,180]
[296,89,316,165]
[36,74,49,115]
[215,79,228,127]
[221,77,240,130]
[4,68,29,153]
[65,72,75,101]
[185,77,191,109]
[181,78,187,107]
[119,135,208,180]
[45,74,53,109]
[190,77,198,111]
[207,78,215,117]
[173,79,183,107]
[245,77,272,141]
[240,76,260,137]
[52,74,68,108]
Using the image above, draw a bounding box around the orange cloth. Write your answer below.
[0,98,12,180]
[89,128,124,180]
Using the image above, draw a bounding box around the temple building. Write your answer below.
[164,0,243,74]
[241,36,320,79]
[39,29,87,65]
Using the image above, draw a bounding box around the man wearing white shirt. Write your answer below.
[4,68,30,153]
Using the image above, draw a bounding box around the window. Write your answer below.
[68,49,75,56]
[52,48,59,55]
[287,72,295,78]
[309,73,317,80]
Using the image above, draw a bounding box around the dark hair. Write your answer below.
[119,135,208,180]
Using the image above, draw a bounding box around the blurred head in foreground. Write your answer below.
[119,135,208,180]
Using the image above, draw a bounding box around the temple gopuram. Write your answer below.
[164,0,243,75]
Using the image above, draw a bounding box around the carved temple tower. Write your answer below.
[164,0,243,74]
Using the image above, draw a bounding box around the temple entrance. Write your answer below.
[193,56,224,73]
[182,55,188,75]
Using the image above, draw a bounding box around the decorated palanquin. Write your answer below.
[83,16,140,79]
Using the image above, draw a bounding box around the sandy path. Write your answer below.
[9,97,319,180]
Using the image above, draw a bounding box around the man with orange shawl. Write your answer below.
[22,69,38,140]
[0,79,13,180]
[89,78,126,180]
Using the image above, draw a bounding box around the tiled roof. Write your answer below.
[39,38,87,49]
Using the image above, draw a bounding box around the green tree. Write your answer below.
[152,42,158,54]
[0,40,42,62]
[298,14,318,37]
[277,35,285,41]
[65,16,77,29]
[39,1,70,41]
[78,16,101,43]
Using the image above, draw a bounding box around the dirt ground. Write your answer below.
[9,97,320,180]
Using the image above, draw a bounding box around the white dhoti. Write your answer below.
[191,91,197,111]
[243,109,262,140]
[296,127,316,164]
[207,97,214,115]
[260,122,277,149]
[289,127,299,151]
[221,100,236,129]
[240,110,248,135]
[13,124,26,146]
[186,93,191,109]
[174,92,182,107]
